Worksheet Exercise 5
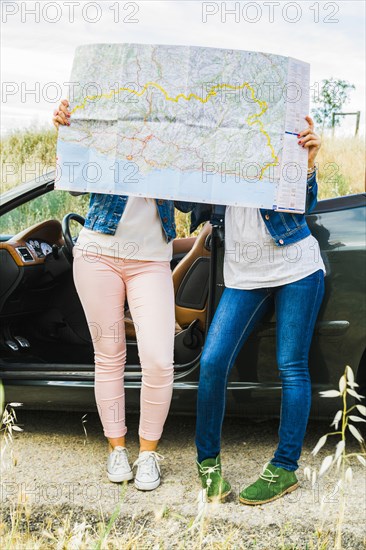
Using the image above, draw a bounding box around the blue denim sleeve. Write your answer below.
[174,201,196,213]
[305,171,318,214]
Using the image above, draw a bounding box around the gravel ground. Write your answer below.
[1,410,365,549]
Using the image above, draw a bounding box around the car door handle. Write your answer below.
[316,321,350,335]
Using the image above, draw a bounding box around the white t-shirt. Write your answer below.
[75,196,173,261]
[224,206,326,290]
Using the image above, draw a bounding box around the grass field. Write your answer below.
[0,126,365,236]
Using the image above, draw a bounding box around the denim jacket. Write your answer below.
[82,194,194,243]
[258,170,318,247]
[78,170,318,246]
[188,171,319,246]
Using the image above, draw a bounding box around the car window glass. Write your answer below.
[0,191,90,236]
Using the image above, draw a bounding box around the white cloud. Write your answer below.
[1,0,364,135]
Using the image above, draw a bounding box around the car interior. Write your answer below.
[0,202,212,374]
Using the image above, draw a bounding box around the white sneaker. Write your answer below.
[107,446,134,483]
[133,451,164,491]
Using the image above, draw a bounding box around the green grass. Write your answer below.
[1,125,57,193]
[0,191,90,236]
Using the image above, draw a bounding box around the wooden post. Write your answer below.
[355,111,360,135]
[331,112,361,136]
[331,112,336,138]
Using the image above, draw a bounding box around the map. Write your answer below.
[55,43,310,212]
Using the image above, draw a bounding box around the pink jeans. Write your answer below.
[72,246,175,440]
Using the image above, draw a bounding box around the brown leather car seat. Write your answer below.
[124,222,212,339]
[173,221,212,331]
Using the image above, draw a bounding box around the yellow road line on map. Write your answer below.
[70,81,278,179]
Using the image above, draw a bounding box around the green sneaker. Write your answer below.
[197,454,231,502]
[239,462,299,505]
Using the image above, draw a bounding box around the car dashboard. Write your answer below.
[24,238,53,259]
[0,220,67,317]
[0,220,63,266]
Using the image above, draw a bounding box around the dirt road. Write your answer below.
[1,410,365,549]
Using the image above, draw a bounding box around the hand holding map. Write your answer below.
[55,43,310,212]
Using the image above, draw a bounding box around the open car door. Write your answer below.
[0,175,216,409]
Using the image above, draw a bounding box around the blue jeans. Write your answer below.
[195,269,325,471]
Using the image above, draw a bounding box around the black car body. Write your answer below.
[1,172,365,420]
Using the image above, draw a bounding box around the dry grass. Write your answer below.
[0,503,339,549]
[1,375,365,549]
[316,134,365,199]
[1,129,364,238]
[0,125,57,194]
[303,366,366,550]
[1,127,364,199]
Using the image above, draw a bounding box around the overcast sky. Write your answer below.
[1,0,365,136]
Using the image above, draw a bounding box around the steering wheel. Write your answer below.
[62,212,85,261]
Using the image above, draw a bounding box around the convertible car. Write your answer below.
[1,172,365,419]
